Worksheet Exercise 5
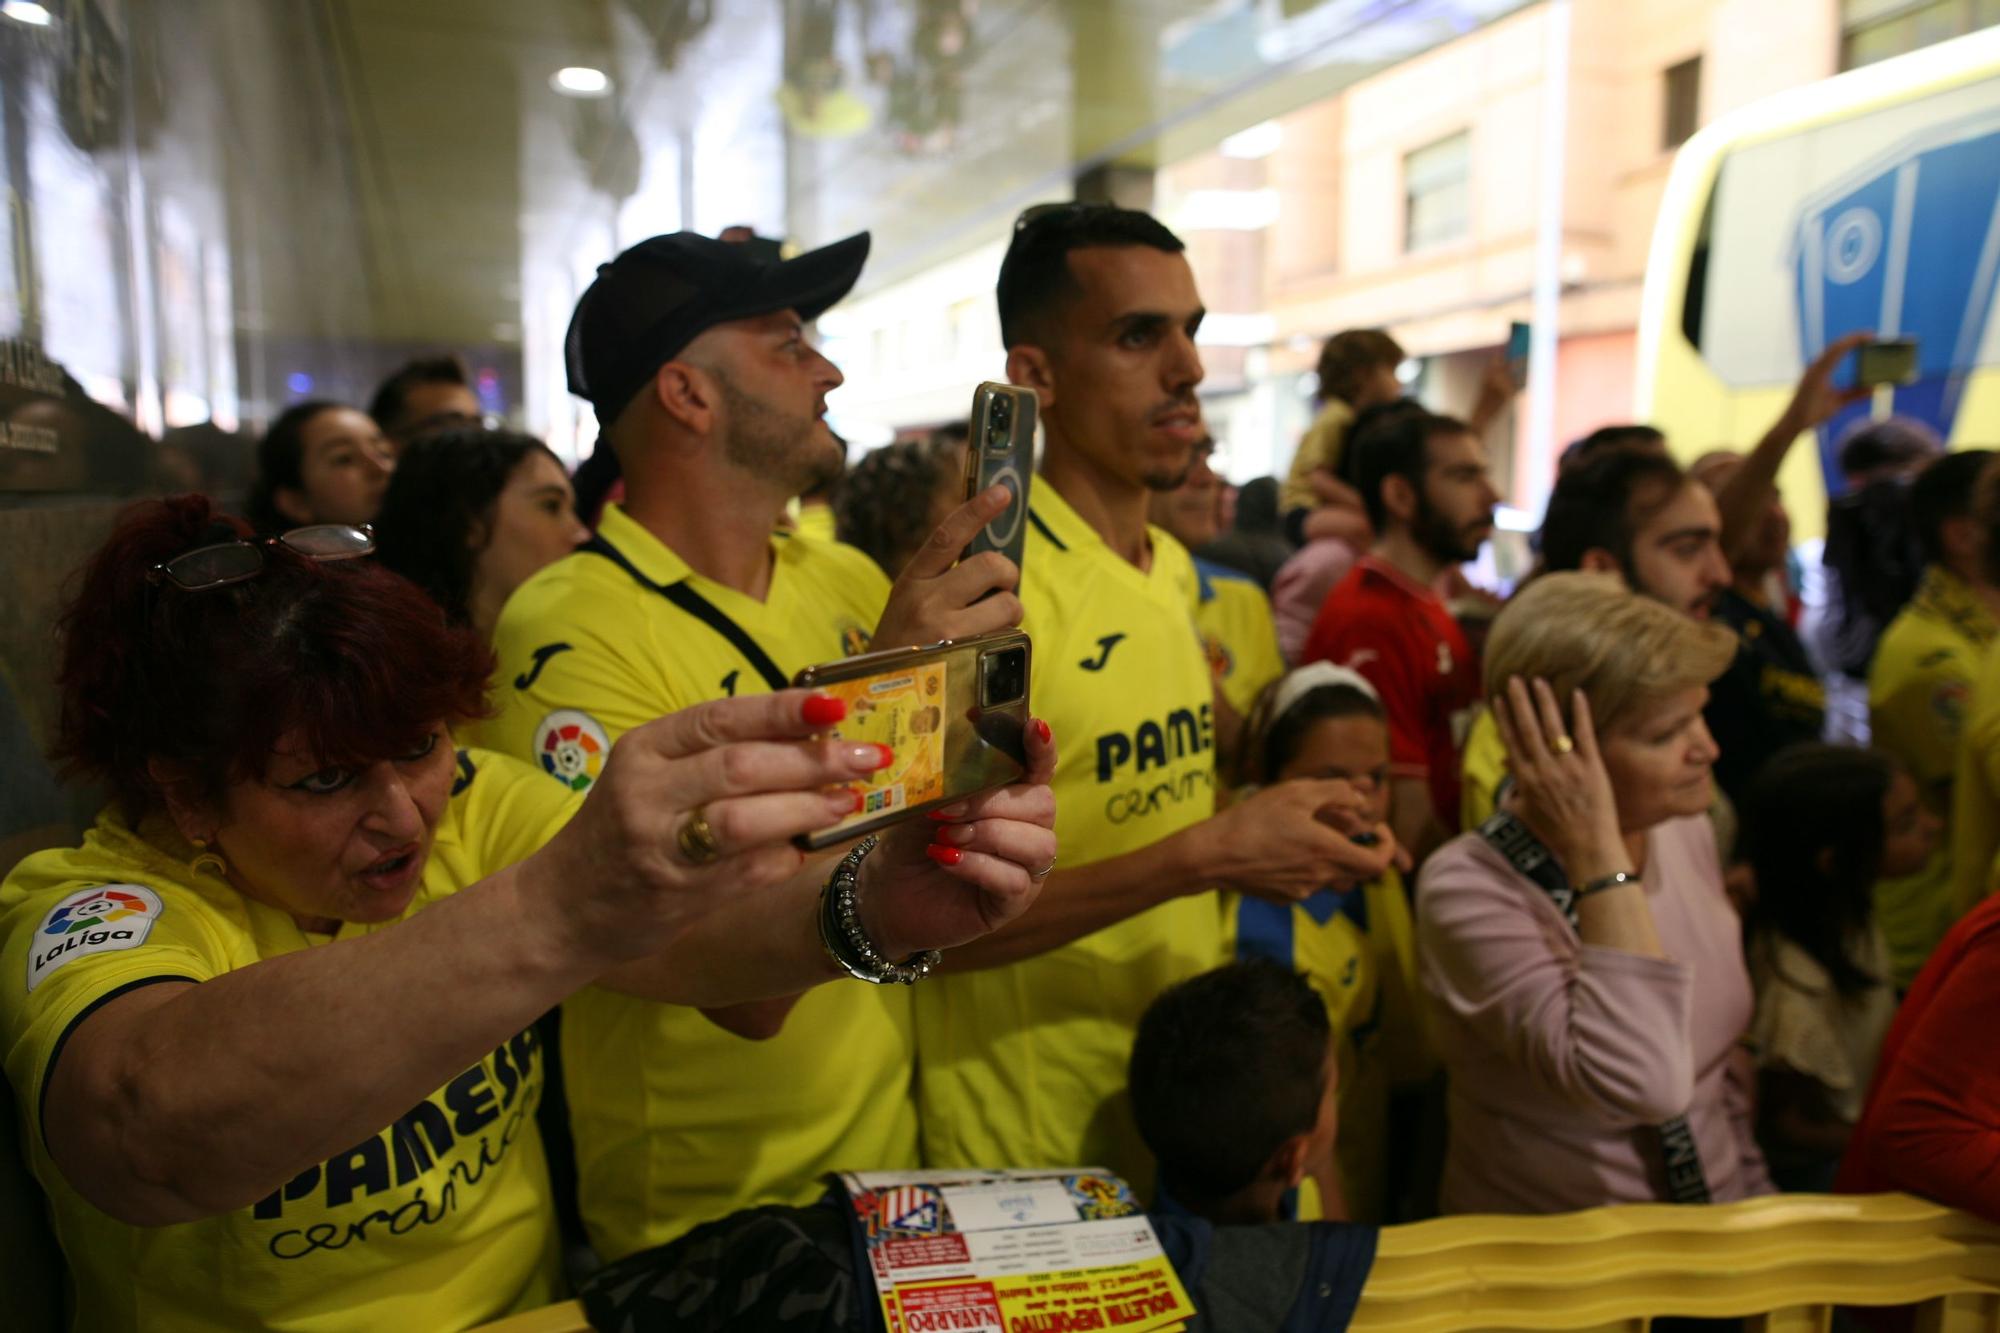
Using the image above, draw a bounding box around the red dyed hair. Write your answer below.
[54,495,496,818]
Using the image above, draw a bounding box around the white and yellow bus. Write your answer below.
[1635,26,2000,539]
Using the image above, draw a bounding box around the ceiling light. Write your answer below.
[2,2,53,26]
[550,66,612,98]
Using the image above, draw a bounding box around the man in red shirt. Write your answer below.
[1303,408,1498,863]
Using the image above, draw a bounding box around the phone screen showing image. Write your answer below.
[814,660,953,837]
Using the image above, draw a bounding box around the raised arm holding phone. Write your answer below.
[468,230,1058,1258]
[1,499,1056,1333]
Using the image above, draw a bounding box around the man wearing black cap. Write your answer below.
[466,230,1022,1258]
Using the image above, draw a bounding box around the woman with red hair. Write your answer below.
[0,497,1057,1332]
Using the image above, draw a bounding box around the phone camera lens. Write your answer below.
[990,397,1012,432]
[980,647,1028,708]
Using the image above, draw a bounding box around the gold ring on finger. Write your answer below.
[1552,735,1576,756]
[676,806,722,866]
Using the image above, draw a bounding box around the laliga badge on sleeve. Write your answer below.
[534,709,610,792]
[27,884,163,993]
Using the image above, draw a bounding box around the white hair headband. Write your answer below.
[1267,662,1380,727]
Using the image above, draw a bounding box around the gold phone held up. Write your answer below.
[791,629,1032,850]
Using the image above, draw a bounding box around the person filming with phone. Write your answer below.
[0,497,1056,1333]
[468,231,1056,1259]
[914,204,1397,1197]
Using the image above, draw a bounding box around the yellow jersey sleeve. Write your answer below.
[1,864,224,1150]
[423,748,584,890]
[473,572,690,784]
[1458,707,1509,831]
[1281,400,1354,515]
[1870,623,1980,796]
[1195,561,1286,719]
[1950,645,2000,917]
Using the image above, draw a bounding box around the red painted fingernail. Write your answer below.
[936,823,974,846]
[870,744,895,769]
[926,843,963,867]
[803,693,847,726]
[927,803,970,822]
[1032,718,1052,745]
[843,788,866,814]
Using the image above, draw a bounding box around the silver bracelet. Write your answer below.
[1573,870,1640,900]
[817,836,942,985]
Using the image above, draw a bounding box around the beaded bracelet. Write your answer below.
[818,836,942,985]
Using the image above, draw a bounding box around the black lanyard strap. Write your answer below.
[581,534,790,692]
[1476,809,1713,1205]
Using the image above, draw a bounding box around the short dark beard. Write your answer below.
[710,367,826,496]
[1413,490,1484,565]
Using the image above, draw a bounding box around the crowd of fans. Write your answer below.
[4,202,1998,1331]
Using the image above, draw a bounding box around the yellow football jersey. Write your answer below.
[1950,637,2000,919]
[0,750,572,1333]
[1871,568,1998,984]
[1281,399,1356,515]
[1233,864,1428,1223]
[466,503,917,1258]
[1194,558,1286,719]
[914,480,1229,1193]
[1457,707,1508,832]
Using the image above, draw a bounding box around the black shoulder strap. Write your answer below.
[1476,809,1713,1206]
[581,534,789,692]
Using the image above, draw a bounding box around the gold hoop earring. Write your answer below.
[190,837,227,880]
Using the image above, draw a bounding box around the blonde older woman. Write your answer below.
[1417,572,1773,1214]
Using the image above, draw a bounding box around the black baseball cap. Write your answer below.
[565,230,871,425]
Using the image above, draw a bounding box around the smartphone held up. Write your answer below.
[792,630,1033,850]
[960,382,1037,570]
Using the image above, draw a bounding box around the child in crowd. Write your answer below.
[1230,663,1435,1222]
[1741,744,1939,1191]
[1129,959,1338,1225]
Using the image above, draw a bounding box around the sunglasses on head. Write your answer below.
[1012,201,1117,233]
[146,524,376,593]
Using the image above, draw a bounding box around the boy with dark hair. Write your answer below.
[1130,959,1338,1224]
[368,354,483,443]
[1303,409,1498,862]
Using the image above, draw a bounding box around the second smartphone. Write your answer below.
[961,381,1037,570]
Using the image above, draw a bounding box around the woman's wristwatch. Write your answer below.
[817,836,943,985]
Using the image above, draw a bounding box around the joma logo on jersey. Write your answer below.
[1095,704,1213,782]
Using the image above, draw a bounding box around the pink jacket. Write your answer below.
[1417,814,1774,1214]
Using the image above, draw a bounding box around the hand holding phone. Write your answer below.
[1855,337,1919,389]
[791,630,1032,849]
[961,382,1037,571]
